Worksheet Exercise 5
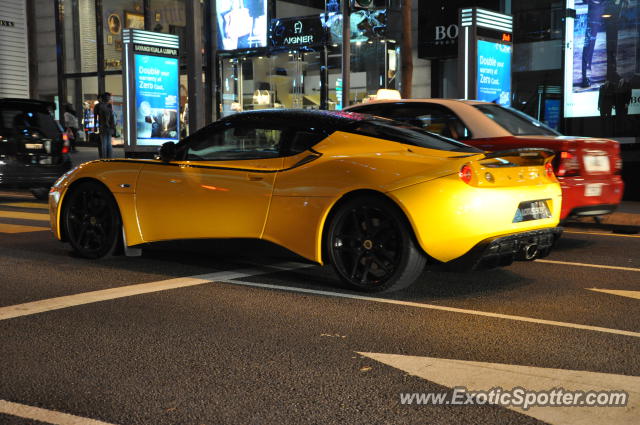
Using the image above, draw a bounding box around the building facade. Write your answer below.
[20,0,640,153]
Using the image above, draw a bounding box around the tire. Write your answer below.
[63,180,121,259]
[325,195,426,293]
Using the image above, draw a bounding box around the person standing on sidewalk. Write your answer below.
[63,103,79,152]
[93,93,115,158]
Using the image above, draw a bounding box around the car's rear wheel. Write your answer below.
[326,196,426,293]
[63,181,121,259]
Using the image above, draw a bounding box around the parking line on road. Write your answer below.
[0,262,309,321]
[0,210,49,221]
[564,230,640,238]
[219,279,640,338]
[535,259,640,272]
[0,399,118,425]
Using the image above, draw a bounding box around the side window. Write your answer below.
[406,106,472,141]
[187,125,283,160]
[288,130,327,154]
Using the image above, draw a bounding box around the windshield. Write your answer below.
[474,104,561,136]
[349,119,482,153]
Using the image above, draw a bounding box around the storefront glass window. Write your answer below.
[64,77,99,141]
[105,74,125,144]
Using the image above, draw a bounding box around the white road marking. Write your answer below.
[220,279,640,338]
[565,230,640,239]
[0,263,308,321]
[0,399,118,425]
[359,352,640,425]
[588,288,640,300]
[536,259,640,272]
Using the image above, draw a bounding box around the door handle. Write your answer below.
[247,174,264,181]
[169,179,182,184]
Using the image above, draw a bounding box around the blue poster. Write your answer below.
[134,54,179,146]
[477,40,512,106]
[544,99,561,130]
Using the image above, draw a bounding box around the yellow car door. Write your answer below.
[135,123,285,242]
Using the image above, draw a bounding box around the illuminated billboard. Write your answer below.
[564,0,640,118]
[216,0,268,50]
[134,54,180,146]
[476,39,512,106]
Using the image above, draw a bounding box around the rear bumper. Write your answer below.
[559,175,624,218]
[445,227,563,271]
[0,156,72,187]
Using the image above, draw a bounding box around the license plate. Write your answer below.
[39,157,53,165]
[583,155,610,172]
[25,143,43,150]
[513,200,552,223]
[584,183,603,197]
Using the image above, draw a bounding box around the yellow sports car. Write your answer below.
[49,110,562,292]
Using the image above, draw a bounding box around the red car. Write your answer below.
[346,99,623,220]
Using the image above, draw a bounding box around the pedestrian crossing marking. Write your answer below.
[588,288,640,300]
[0,202,48,210]
[359,352,640,425]
[0,210,50,221]
[0,223,49,234]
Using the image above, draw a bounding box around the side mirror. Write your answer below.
[158,141,177,162]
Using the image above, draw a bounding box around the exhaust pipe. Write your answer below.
[521,243,538,261]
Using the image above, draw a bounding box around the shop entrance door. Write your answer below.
[268,49,323,110]
[219,48,325,116]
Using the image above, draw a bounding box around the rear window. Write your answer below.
[348,119,481,153]
[1,106,61,139]
[474,104,560,136]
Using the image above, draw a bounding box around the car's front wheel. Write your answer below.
[63,181,121,259]
[326,196,426,293]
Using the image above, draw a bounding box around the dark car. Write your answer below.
[0,98,72,198]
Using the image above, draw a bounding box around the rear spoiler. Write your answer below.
[483,148,555,160]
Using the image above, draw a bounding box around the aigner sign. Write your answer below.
[270,16,325,48]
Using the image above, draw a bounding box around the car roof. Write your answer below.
[344,98,513,139]
[221,109,372,131]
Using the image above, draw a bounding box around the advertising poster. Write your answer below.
[216,0,268,50]
[564,0,640,118]
[476,39,512,106]
[134,54,180,146]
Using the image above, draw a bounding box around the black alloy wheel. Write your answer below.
[63,181,121,259]
[326,196,426,293]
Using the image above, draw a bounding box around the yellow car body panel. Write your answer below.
[134,157,283,241]
[49,160,146,246]
[50,130,561,266]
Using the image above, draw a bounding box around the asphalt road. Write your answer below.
[0,149,639,425]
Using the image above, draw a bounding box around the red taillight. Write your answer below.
[545,161,555,178]
[62,145,70,154]
[459,164,473,184]
[556,151,580,177]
